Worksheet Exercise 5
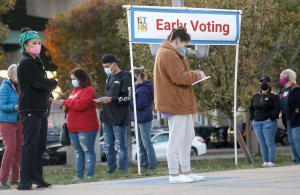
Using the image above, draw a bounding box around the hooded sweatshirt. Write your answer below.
[130,80,154,122]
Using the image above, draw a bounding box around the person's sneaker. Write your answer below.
[72,177,83,183]
[267,162,275,167]
[262,162,268,167]
[169,175,194,184]
[86,176,94,180]
[181,174,205,182]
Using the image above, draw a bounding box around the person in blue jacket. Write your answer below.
[0,64,22,187]
[130,66,157,169]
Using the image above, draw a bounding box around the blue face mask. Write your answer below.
[177,47,188,56]
[72,79,79,88]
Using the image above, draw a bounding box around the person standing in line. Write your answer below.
[249,76,280,167]
[153,27,206,184]
[130,66,157,169]
[17,27,57,190]
[59,68,99,181]
[279,69,300,165]
[0,64,22,187]
[94,54,131,173]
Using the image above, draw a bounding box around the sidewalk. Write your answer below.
[2,165,299,195]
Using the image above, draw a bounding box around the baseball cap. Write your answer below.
[260,76,271,83]
[101,54,118,64]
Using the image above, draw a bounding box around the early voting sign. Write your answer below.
[123,5,244,174]
[128,6,241,45]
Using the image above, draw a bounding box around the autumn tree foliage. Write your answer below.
[44,0,129,97]
[116,0,300,124]
[44,0,300,124]
[0,0,16,68]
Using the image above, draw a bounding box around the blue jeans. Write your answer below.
[69,130,98,178]
[137,121,157,169]
[289,121,300,164]
[103,124,128,173]
[253,120,278,163]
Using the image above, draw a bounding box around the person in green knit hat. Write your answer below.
[17,27,57,190]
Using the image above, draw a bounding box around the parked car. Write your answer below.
[131,131,207,161]
[275,127,288,146]
[43,143,66,165]
[227,123,247,148]
[194,125,213,148]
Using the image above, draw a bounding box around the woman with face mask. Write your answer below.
[153,26,206,184]
[58,68,99,181]
[249,76,280,167]
[0,64,22,188]
[129,66,157,170]
[279,69,300,165]
[17,27,57,190]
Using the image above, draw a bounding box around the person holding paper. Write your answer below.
[153,26,206,184]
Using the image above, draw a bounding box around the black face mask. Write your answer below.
[260,83,269,90]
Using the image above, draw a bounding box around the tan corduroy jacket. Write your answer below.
[153,41,201,115]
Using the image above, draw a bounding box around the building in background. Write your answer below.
[1,0,83,70]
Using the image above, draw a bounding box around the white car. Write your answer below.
[132,131,207,161]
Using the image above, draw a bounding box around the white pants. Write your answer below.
[167,114,195,175]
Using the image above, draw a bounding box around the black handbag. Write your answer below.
[60,115,71,146]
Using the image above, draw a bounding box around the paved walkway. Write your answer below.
[2,165,299,195]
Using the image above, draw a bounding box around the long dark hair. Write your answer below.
[167,26,191,42]
[70,68,91,88]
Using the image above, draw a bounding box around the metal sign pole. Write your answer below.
[126,6,141,175]
[234,43,240,165]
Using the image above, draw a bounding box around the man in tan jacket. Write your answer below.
[154,27,206,184]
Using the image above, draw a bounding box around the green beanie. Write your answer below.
[19,31,40,52]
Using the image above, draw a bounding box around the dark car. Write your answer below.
[227,123,247,148]
[43,143,66,165]
[194,125,213,148]
[275,127,288,146]
[211,126,230,148]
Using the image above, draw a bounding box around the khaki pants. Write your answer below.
[167,114,195,175]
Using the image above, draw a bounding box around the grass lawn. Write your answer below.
[43,155,293,185]
[0,155,293,190]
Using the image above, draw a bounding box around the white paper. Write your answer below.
[192,76,211,85]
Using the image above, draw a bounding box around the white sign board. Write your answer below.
[129,6,241,45]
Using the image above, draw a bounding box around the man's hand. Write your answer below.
[93,97,112,104]
[52,100,64,109]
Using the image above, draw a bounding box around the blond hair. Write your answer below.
[133,66,146,80]
[7,64,18,79]
[280,69,297,84]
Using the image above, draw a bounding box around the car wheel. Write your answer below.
[281,135,289,146]
[190,147,198,156]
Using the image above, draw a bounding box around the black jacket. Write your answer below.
[280,84,300,128]
[17,53,57,115]
[249,91,280,122]
[100,71,132,125]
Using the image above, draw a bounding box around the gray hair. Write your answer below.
[280,69,297,84]
[7,64,18,79]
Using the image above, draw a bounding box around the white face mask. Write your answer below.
[104,66,112,75]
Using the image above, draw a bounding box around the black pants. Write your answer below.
[19,112,48,188]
